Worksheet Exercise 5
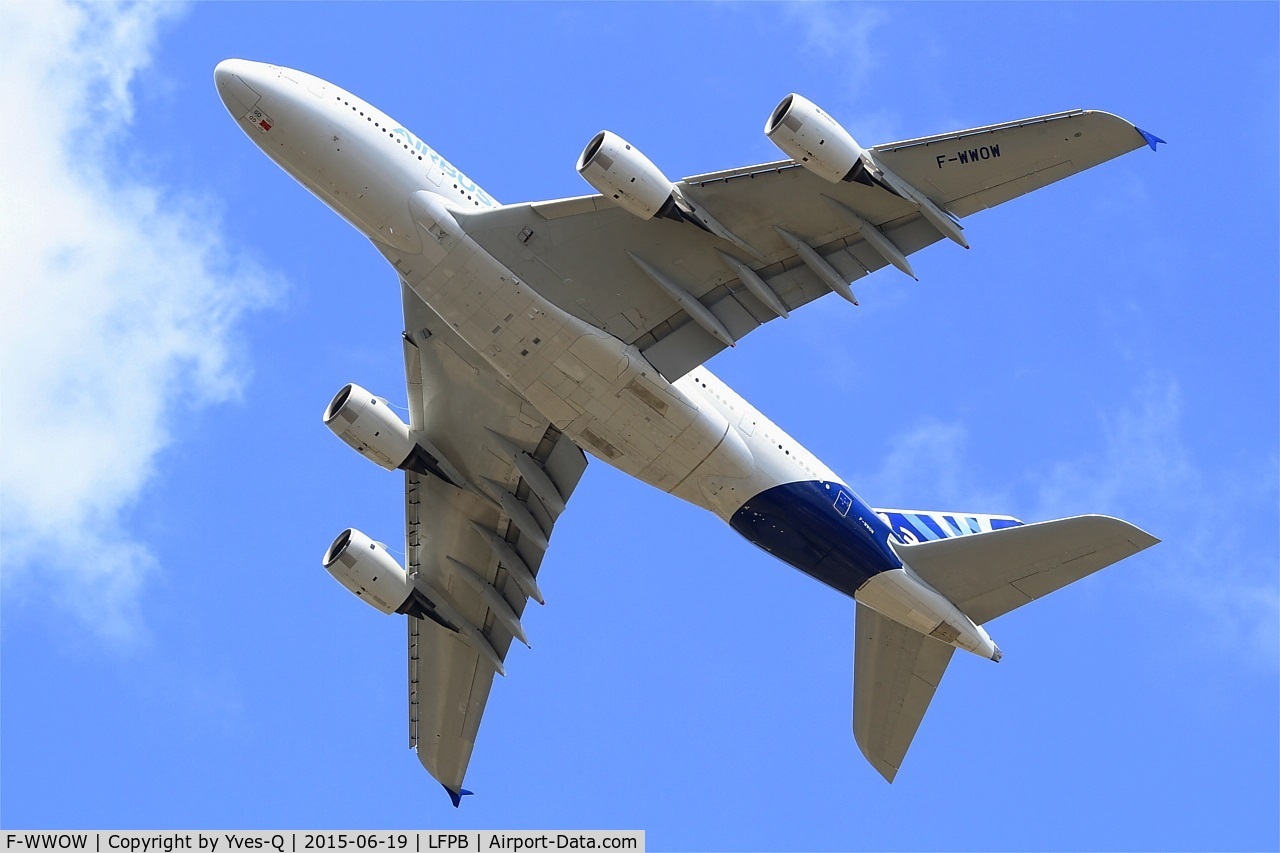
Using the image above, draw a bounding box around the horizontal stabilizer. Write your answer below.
[853,603,954,782]
[892,514,1159,625]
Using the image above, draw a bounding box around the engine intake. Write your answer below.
[576,130,678,220]
[323,528,461,627]
[323,383,414,470]
[321,528,508,674]
[323,527,419,615]
[323,383,460,485]
[764,93,868,184]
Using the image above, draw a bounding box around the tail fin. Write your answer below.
[853,514,1159,781]
[874,507,1024,544]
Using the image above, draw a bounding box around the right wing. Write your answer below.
[457,110,1152,380]
[894,515,1160,625]
[853,602,955,782]
[398,281,589,800]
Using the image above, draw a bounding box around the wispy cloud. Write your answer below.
[1030,377,1193,519]
[855,420,1013,512]
[856,375,1279,668]
[0,1,279,639]
[782,2,900,144]
[784,2,887,89]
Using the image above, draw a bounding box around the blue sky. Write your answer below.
[2,2,1277,849]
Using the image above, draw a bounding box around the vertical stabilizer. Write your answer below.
[852,603,954,782]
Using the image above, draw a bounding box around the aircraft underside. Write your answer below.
[215,58,1162,801]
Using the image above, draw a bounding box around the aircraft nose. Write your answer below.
[214,59,264,119]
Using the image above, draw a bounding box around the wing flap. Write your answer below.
[954,159,1079,218]
[853,603,955,782]
[639,212,944,379]
[411,611,494,792]
[893,514,1159,625]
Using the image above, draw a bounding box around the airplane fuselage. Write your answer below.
[216,60,1000,660]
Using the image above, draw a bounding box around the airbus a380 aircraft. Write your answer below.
[216,59,1162,805]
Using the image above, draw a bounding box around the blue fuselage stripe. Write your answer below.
[728,480,901,597]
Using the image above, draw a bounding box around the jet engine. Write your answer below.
[322,527,419,615]
[323,383,465,485]
[764,93,868,184]
[322,528,508,674]
[323,383,414,470]
[322,528,459,627]
[576,130,678,220]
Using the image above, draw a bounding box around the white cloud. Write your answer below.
[782,2,901,144]
[784,2,887,88]
[855,420,1012,512]
[1030,377,1193,519]
[857,375,1279,668]
[1034,378,1278,667]
[0,1,279,639]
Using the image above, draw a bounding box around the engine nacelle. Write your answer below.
[321,528,507,674]
[764,93,868,184]
[322,528,416,615]
[576,130,677,220]
[323,382,413,471]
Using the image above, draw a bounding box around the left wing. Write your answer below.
[456,109,1152,379]
[853,602,955,782]
[398,282,588,801]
